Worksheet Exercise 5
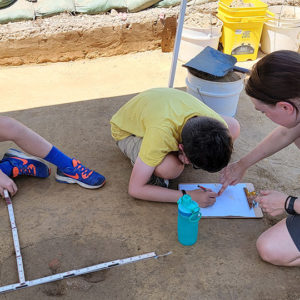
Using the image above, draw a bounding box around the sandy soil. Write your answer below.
[0,50,299,299]
[230,0,254,8]
[0,0,298,66]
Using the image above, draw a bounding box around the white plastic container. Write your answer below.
[261,5,300,53]
[178,20,223,62]
[186,71,244,117]
[261,22,300,53]
[267,5,300,27]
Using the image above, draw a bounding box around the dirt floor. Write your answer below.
[0,49,299,299]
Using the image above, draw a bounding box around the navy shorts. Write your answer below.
[286,215,300,251]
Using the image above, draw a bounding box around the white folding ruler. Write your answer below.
[0,189,171,294]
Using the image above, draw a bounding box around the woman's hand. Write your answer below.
[256,190,286,217]
[0,170,17,197]
[219,160,247,195]
[188,188,217,208]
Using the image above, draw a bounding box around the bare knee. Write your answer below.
[221,115,240,141]
[228,118,240,141]
[256,234,281,265]
[154,153,184,179]
[0,116,14,128]
[0,116,18,141]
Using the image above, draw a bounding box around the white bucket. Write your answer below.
[178,22,223,62]
[267,5,300,27]
[185,71,244,117]
[261,22,300,53]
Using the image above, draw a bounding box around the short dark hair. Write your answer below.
[181,116,233,172]
[245,50,300,110]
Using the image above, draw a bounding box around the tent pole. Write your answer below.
[168,0,187,88]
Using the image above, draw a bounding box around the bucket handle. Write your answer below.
[266,10,275,17]
[196,87,206,103]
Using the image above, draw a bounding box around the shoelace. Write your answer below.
[73,160,93,178]
[19,164,36,176]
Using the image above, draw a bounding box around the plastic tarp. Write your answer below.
[0,0,16,9]
[126,0,160,12]
[35,0,75,17]
[0,0,34,24]
[74,0,126,14]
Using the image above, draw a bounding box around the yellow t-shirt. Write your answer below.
[110,88,226,167]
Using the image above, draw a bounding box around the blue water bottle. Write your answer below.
[177,193,202,246]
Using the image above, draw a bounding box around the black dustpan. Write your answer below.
[183,46,250,77]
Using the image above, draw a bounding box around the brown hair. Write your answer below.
[245,50,300,108]
[181,116,233,172]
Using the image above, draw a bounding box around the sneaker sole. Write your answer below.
[5,148,49,165]
[55,173,106,189]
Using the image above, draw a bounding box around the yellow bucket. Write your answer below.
[218,0,268,17]
[217,12,266,61]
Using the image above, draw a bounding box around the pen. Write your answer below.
[197,185,208,192]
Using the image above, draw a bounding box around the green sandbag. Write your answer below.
[35,0,75,17]
[127,0,160,12]
[154,0,211,8]
[0,0,34,24]
[0,0,16,9]
[154,0,181,8]
[74,0,126,14]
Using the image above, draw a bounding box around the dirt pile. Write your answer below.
[0,0,296,66]
[0,3,218,66]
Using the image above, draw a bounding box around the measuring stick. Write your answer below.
[3,189,26,284]
[0,189,171,294]
[0,252,162,294]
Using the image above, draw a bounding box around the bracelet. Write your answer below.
[181,190,186,196]
[285,195,298,215]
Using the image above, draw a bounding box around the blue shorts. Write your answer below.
[286,215,300,252]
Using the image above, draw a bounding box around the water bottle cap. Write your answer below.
[177,194,200,216]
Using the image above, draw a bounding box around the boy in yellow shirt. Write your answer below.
[111,88,240,207]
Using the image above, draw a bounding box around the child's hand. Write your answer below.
[189,189,217,208]
[0,170,17,198]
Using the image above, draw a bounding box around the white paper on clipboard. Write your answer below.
[178,183,262,218]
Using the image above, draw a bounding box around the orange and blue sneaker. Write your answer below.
[55,159,106,189]
[2,148,50,178]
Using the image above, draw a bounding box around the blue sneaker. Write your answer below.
[2,148,50,178]
[55,159,106,189]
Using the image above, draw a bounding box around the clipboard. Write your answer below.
[178,183,263,218]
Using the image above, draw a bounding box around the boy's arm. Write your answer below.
[129,157,217,207]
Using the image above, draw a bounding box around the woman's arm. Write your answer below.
[219,124,300,195]
[256,190,300,216]
[239,124,300,170]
